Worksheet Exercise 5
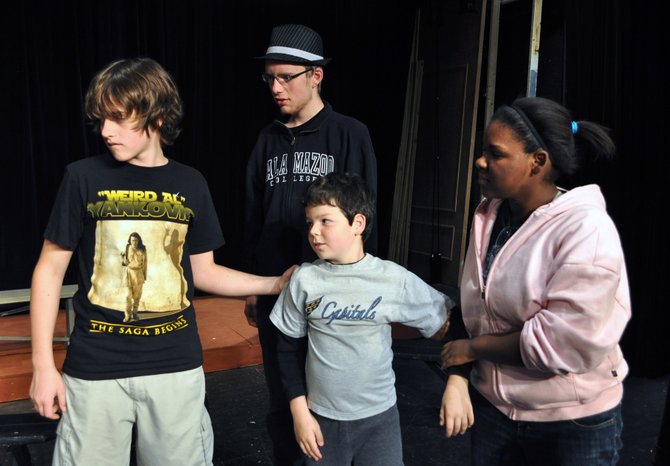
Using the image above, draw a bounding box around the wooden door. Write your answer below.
[407,0,487,287]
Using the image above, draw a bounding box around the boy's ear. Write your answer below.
[353,213,366,236]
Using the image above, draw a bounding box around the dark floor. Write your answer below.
[1,359,668,466]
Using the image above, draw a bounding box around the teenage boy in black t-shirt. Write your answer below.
[29,57,293,465]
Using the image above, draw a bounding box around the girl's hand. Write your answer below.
[441,339,476,368]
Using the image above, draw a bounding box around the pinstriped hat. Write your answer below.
[256,24,331,66]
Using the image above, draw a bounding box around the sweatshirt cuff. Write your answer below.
[286,383,307,401]
[445,362,472,380]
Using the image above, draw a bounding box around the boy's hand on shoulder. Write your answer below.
[275,264,298,294]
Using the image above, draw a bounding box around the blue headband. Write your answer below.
[571,121,579,135]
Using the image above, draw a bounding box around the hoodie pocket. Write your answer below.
[497,367,580,410]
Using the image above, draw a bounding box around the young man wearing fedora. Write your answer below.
[243,24,377,465]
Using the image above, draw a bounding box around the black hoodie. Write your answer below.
[244,102,377,275]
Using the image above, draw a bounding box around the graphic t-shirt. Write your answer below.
[45,154,224,380]
[270,254,452,420]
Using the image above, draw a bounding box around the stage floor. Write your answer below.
[1,362,667,465]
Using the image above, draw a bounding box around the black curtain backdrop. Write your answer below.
[0,0,415,288]
[1,0,667,376]
[562,0,668,377]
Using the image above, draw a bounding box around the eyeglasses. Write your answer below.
[261,68,313,86]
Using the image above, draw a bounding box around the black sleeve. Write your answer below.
[359,127,378,256]
[276,326,308,400]
[445,362,472,379]
[443,305,468,341]
[187,174,225,254]
[243,140,265,273]
[442,305,472,379]
[44,166,84,249]
[343,122,378,255]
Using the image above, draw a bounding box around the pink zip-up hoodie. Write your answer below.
[461,184,631,421]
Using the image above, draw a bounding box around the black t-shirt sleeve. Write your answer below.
[186,174,225,255]
[44,166,84,250]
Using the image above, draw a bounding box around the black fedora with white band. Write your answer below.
[256,24,331,66]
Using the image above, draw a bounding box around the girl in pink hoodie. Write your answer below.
[440,97,630,465]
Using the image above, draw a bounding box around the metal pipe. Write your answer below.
[526,0,543,96]
[484,0,501,125]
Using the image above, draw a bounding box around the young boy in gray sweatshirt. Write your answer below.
[270,172,454,465]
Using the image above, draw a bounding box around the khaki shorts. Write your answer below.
[53,367,213,466]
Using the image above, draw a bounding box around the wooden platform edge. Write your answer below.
[0,296,263,403]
